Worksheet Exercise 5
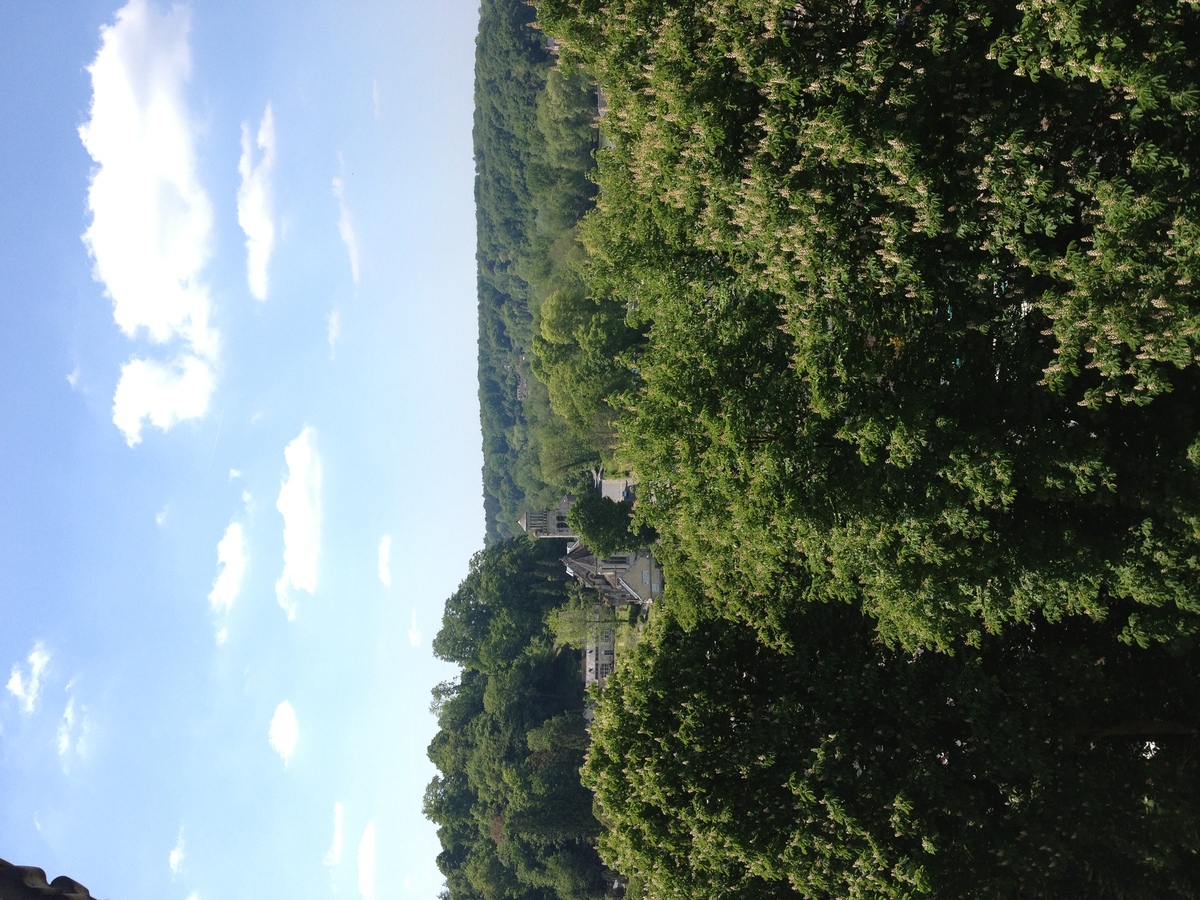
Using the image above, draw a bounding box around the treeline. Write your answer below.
[475,0,627,543]
[425,539,613,899]
[513,0,1200,894]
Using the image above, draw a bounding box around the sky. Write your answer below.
[0,2,483,897]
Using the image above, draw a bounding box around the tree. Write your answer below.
[533,0,1200,651]
[584,597,1200,898]
[564,493,651,559]
[427,540,609,899]
[547,589,619,649]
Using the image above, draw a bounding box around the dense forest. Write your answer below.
[439,0,1200,896]
[424,541,614,899]
[475,0,630,543]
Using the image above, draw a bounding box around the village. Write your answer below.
[517,475,661,690]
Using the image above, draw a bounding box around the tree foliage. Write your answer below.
[585,594,1200,898]
[534,0,1200,650]
[564,493,652,559]
[475,0,618,543]
[427,540,612,899]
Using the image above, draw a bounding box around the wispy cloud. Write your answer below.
[332,165,361,286]
[377,535,392,589]
[7,642,50,715]
[268,700,298,765]
[209,521,247,633]
[66,367,81,390]
[237,104,277,301]
[323,801,344,867]
[79,0,218,446]
[357,822,376,899]
[55,692,91,767]
[327,309,341,358]
[275,427,321,620]
[407,611,421,648]
[55,697,76,757]
[169,825,186,876]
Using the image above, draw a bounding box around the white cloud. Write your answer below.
[66,367,81,389]
[228,468,243,481]
[79,0,218,446]
[7,642,50,715]
[407,611,421,648]
[268,700,298,765]
[332,170,361,286]
[55,688,91,768]
[209,521,247,621]
[112,354,214,447]
[357,822,376,899]
[275,427,322,620]
[327,309,341,358]
[237,104,277,301]
[323,801,344,867]
[56,697,76,757]
[156,505,168,526]
[169,825,185,876]
[377,535,392,589]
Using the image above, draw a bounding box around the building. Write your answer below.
[562,541,663,606]
[517,495,577,539]
[584,626,616,690]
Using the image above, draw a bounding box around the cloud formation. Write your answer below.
[7,642,50,715]
[55,698,77,757]
[208,522,247,642]
[327,309,341,358]
[332,171,361,286]
[268,700,298,765]
[377,535,392,589]
[275,427,322,620]
[169,825,186,876]
[323,801,344,867]
[407,611,421,648]
[357,822,376,899]
[237,104,277,301]
[55,692,91,769]
[79,0,218,446]
[110,339,214,447]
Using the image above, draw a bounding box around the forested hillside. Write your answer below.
[474,0,615,543]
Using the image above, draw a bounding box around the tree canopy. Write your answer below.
[535,0,1200,650]
[586,595,1200,897]
[427,540,614,900]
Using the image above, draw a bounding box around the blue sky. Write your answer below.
[0,2,483,897]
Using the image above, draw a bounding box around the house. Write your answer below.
[583,625,616,690]
[562,541,663,606]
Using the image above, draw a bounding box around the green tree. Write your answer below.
[534,0,1200,650]
[427,540,609,899]
[564,493,651,559]
[585,597,1200,898]
[547,589,618,649]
